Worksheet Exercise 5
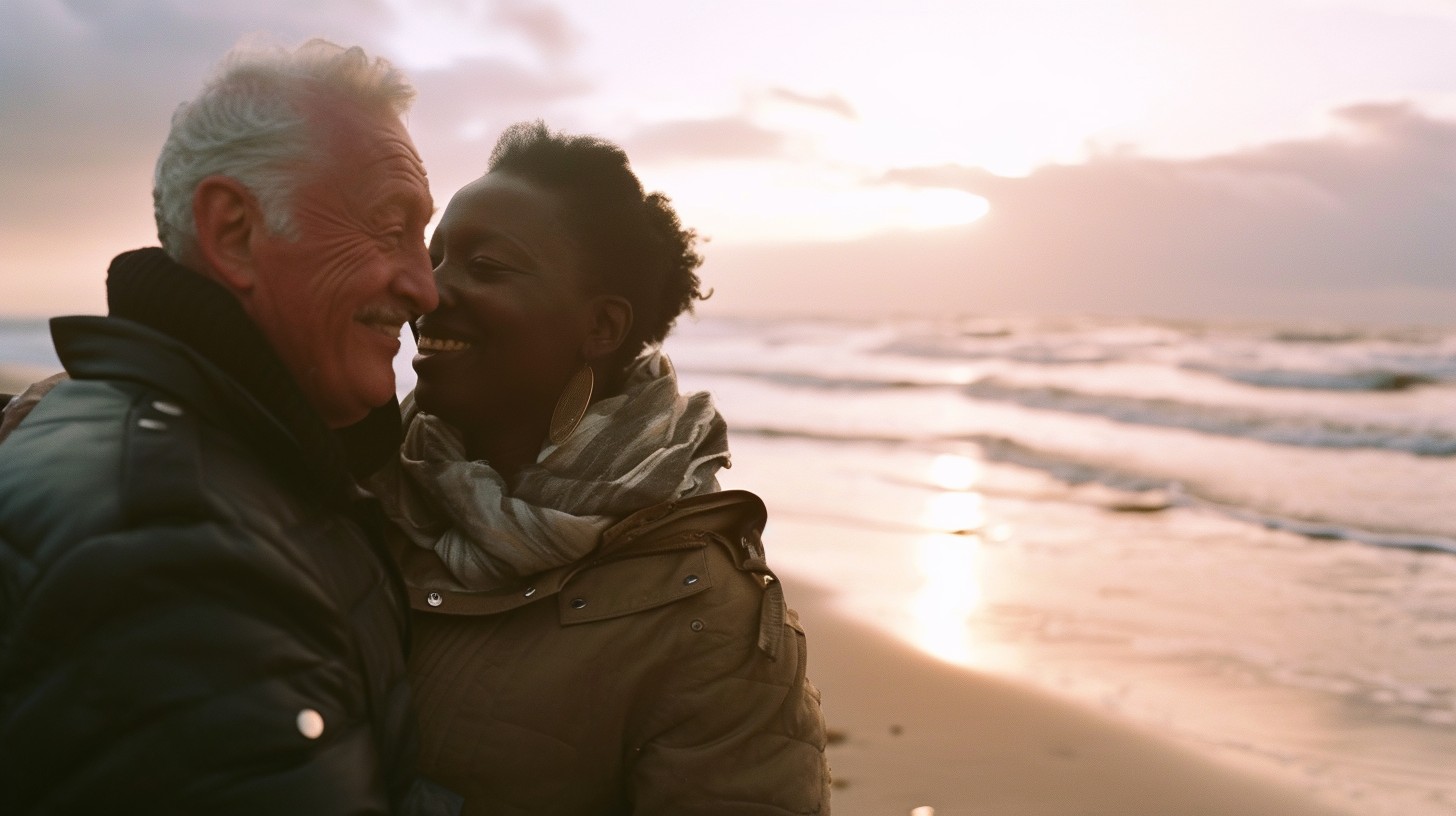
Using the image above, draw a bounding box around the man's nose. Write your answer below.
[394,240,439,315]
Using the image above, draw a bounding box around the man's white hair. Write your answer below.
[153,39,416,262]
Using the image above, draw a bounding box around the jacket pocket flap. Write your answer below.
[558,547,711,625]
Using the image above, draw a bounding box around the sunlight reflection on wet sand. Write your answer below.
[716,433,1456,814]
[913,532,983,664]
[914,454,989,663]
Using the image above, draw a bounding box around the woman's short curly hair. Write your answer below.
[487,121,707,362]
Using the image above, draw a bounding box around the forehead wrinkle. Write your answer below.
[361,138,427,173]
[306,93,426,176]
[346,159,432,221]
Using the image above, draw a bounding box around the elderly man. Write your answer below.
[0,41,460,814]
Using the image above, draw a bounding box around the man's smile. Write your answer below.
[355,305,413,341]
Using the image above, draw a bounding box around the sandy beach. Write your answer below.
[784,575,1352,816]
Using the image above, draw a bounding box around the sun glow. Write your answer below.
[930,454,982,491]
[634,164,989,244]
[913,532,983,664]
[923,492,984,534]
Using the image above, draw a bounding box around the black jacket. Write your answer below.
[0,249,459,815]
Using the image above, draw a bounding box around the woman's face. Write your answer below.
[413,173,594,436]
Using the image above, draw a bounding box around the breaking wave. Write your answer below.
[1191,366,1440,392]
[692,365,1456,455]
[960,379,1456,455]
[730,425,1456,556]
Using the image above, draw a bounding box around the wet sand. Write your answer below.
[783,576,1352,816]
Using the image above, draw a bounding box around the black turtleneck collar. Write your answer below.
[104,248,401,492]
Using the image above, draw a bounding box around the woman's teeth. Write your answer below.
[418,336,472,352]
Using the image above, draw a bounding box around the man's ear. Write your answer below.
[583,295,633,361]
[191,175,263,294]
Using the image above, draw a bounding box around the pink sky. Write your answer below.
[4,0,1456,320]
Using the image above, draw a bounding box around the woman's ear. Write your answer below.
[582,295,634,360]
[191,174,264,294]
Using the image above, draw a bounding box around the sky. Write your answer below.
[5,0,1456,321]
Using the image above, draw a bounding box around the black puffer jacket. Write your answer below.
[0,249,459,815]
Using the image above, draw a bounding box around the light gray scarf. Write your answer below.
[371,352,730,591]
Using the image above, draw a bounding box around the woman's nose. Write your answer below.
[432,266,458,308]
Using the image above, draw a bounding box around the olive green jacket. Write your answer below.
[395,490,831,815]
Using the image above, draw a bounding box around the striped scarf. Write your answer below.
[371,352,730,590]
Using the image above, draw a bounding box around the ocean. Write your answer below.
[0,319,62,371]
[660,315,1456,816]
[6,314,1455,813]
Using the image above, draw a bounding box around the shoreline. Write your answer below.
[781,575,1352,816]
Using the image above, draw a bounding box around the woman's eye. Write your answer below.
[468,257,514,276]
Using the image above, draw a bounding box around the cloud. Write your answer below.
[0,1,397,313]
[382,0,580,70]
[406,55,592,187]
[0,2,377,165]
[698,102,1456,322]
[0,0,587,314]
[0,1,393,203]
[624,115,787,164]
[766,87,857,120]
[489,0,579,62]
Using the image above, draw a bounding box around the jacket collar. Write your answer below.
[394,489,769,615]
[51,248,399,504]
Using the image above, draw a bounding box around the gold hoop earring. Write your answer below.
[549,365,595,445]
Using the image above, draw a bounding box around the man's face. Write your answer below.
[248,98,437,428]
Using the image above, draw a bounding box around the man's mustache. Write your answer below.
[355,304,417,327]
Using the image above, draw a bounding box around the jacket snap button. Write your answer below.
[151,400,184,417]
[296,708,325,739]
[690,619,704,632]
[571,598,586,609]
[683,574,699,585]
[426,592,443,607]
[523,587,537,597]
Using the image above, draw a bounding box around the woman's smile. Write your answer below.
[415,335,473,354]
[412,314,481,366]
[409,170,602,469]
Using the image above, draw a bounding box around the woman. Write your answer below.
[369,122,830,814]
